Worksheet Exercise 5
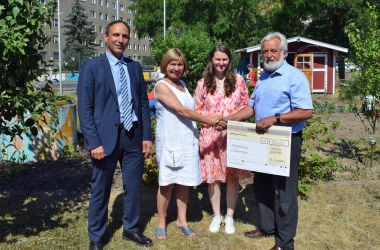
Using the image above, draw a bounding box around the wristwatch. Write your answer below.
[275,113,281,123]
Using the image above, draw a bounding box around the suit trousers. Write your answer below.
[253,131,303,250]
[88,123,144,242]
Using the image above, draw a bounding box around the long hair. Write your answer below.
[204,44,236,97]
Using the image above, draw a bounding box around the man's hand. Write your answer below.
[142,141,153,158]
[210,114,227,129]
[256,115,276,131]
[91,146,106,160]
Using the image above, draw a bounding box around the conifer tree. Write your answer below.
[62,0,97,71]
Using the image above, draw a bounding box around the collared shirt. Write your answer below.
[248,61,313,133]
[106,50,138,123]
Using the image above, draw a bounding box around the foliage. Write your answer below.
[298,108,341,197]
[151,28,216,94]
[142,56,156,66]
[62,0,98,71]
[312,100,352,114]
[143,118,158,186]
[59,145,79,158]
[130,0,268,50]
[340,3,380,168]
[0,162,27,180]
[0,0,69,159]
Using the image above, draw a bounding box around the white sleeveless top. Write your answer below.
[154,80,201,186]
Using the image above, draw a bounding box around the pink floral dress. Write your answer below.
[194,74,251,183]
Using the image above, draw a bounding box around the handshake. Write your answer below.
[211,114,228,131]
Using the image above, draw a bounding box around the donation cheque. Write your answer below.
[227,120,292,177]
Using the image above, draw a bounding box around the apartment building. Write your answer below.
[39,0,152,66]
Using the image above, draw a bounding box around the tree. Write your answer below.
[0,0,67,160]
[152,28,216,94]
[340,3,380,168]
[62,0,97,71]
[130,0,267,50]
[142,56,156,66]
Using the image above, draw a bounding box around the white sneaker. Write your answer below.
[209,215,223,233]
[224,215,235,234]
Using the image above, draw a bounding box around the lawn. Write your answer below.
[1,178,380,249]
[1,91,380,249]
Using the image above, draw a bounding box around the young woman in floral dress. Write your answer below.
[194,44,251,235]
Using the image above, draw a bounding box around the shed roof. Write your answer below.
[235,36,349,54]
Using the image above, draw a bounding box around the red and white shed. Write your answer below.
[235,37,348,94]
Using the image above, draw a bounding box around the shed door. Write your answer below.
[294,54,313,93]
[312,55,327,93]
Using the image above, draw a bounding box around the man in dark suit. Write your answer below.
[77,20,153,249]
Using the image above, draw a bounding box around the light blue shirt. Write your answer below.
[106,51,138,123]
[248,61,313,133]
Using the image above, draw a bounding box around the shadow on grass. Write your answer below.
[0,190,88,244]
[1,157,261,246]
[103,181,260,246]
[0,157,91,244]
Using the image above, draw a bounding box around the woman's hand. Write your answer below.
[211,114,227,130]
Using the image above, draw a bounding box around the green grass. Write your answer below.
[1,182,380,249]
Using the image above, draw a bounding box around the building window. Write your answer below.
[91,0,95,4]
[53,35,58,44]
[112,2,116,9]
[120,17,123,21]
[120,4,124,11]
[99,13,103,20]
[99,0,102,5]
[149,37,152,41]
[112,15,116,21]
[53,19,58,26]
[138,56,141,60]
[39,51,46,60]
[133,54,137,59]
[127,44,131,50]
[127,7,131,13]
[53,52,59,59]
[105,14,108,21]
[134,44,136,50]
[138,45,140,50]
[90,11,96,18]
[99,26,103,33]
[81,0,85,2]
[143,45,146,51]
[127,19,131,25]
[99,40,103,47]
[134,33,137,38]
[105,0,108,7]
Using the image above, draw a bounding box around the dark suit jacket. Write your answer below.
[77,53,152,156]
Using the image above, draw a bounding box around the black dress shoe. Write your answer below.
[122,231,153,247]
[89,241,103,250]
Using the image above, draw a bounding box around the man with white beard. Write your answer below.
[220,32,313,250]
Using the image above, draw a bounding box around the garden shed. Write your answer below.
[235,37,348,94]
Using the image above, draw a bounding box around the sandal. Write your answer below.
[155,227,167,240]
[178,225,196,238]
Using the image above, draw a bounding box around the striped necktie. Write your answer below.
[118,61,132,131]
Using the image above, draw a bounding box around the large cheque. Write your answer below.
[227,120,292,177]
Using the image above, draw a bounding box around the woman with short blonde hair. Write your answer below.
[154,48,223,240]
